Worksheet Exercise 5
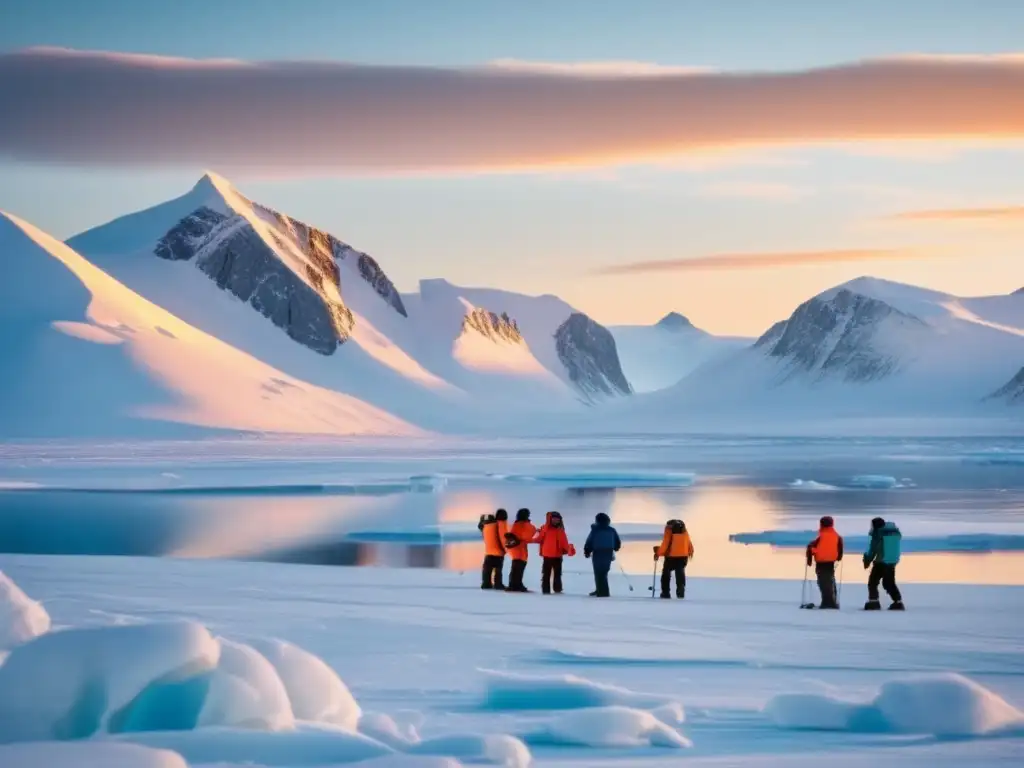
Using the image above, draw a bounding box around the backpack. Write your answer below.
[504,532,521,549]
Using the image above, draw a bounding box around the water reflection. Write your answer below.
[1,482,1022,586]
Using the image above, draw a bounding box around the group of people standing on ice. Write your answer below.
[478,508,694,598]
[482,508,906,609]
[805,515,905,610]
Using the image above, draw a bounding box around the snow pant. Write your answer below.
[660,556,688,597]
[591,555,612,596]
[868,563,901,602]
[815,562,839,607]
[482,554,505,589]
[508,558,528,591]
[541,556,563,594]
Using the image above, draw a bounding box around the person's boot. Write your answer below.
[676,591,685,599]
[889,601,905,611]
[864,599,881,610]
[660,592,671,599]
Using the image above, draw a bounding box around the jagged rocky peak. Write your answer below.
[154,203,354,356]
[756,288,926,383]
[988,366,1024,403]
[251,201,407,318]
[555,313,632,398]
[461,306,523,344]
[150,175,409,355]
[655,311,694,331]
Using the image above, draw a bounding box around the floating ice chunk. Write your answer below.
[0,621,219,742]
[112,723,393,765]
[961,449,1024,466]
[729,530,1024,553]
[0,742,187,768]
[787,479,839,490]
[409,475,448,492]
[764,673,1024,737]
[527,706,692,749]
[248,638,361,730]
[198,637,294,730]
[407,733,531,768]
[479,669,673,710]
[0,571,50,651]
[502,471,695,488]
[848,475,906,489]
[650,701,687,726]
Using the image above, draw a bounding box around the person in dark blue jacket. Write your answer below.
[583,512,622,597]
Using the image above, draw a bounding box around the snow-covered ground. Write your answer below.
[0,556,1022,767]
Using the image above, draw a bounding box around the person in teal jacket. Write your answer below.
[863,517,904,610]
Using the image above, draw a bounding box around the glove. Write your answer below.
[806,557,812,568]
[863,556,871,569]
[584,551,591,559]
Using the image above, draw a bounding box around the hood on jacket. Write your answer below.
[593,512,611,528]
[545,511,563,528]
[881,521,900,533]
[515,508,531,522]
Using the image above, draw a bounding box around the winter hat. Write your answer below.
[549,511,563,527]
[819,515,834,528]
[595,512,611,526]
[495,509,508,521]
[516,508,531,521]
[871,517,886,530]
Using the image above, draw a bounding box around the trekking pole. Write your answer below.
[650,558,658,597]
[800,563,811,608]
[617,561,635,592]
[837,559,845,606]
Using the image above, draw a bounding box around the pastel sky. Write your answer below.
[1,0,1023,335]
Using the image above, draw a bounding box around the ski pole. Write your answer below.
[650,558,658,597]
[837,559,845,605]
[617,560,635,592]
[801,563,806,605]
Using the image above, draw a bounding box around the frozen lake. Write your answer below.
[2,435,1022,585]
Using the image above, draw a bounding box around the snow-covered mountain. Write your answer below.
[0,211,419,438]
[62,173,631,433]
[610,312,751,392]
[601,277,1024,430]
[989,366,1024,403]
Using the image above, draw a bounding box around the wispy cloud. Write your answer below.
[593,248,939,275]
[697,181,807,201]
[889,206,1024,222]
[1,48,1024,174]
[487,59,712,76]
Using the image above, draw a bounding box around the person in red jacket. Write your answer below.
[536,511,575,594]
[805,515,844,609]
[505,508,541,592]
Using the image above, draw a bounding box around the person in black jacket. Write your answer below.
[583,513,622,597]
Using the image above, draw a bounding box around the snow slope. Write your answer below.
[66,175,631,432]
[610,312,751,393]
[1,555,1022,767]
[604,277,1024,431]
[0,211,419,438]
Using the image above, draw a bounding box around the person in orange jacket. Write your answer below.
[505,508,541,592]
[478,509,508,590]
[654,519,694,599]
[536,511,575,594]
[806,515,843,609]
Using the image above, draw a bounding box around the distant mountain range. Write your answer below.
[0,173,1021,438]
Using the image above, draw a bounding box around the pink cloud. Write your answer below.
[1,48,1023,174]
[594,248,941,275]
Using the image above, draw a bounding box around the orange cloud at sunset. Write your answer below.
[1,48,1024,173]
[593,248,940,275]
